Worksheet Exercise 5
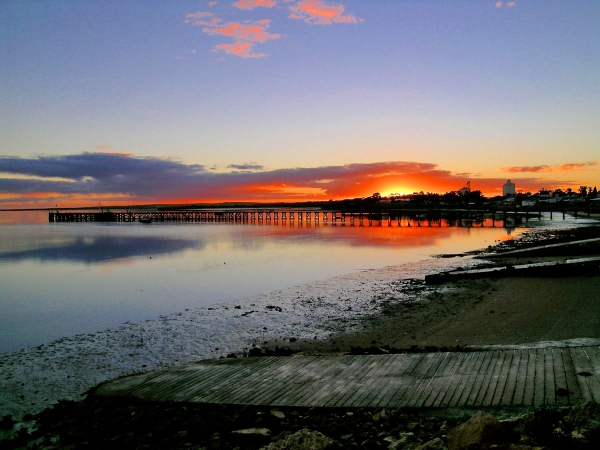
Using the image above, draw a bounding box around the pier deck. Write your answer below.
[94,346,600,409]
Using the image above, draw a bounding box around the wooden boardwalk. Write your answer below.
[94,347,600,409]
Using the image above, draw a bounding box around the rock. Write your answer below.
[407,422,420,431]
[232,427,272,437]
[562,402,600,443]
[414,438,446,450]
[447,411,508,450]
[260,428,336,450]
[387,432,420,450]
[271,409,286,420]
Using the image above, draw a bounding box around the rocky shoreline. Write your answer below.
[3,396,600,449]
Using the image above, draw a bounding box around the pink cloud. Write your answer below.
[502,162,598,173]
[215,42,266,58]
[208,1,217,6]
[234,0,276,10]
[95,145,112,150]
[184,12,214,24]
[507,1,516,6]
[204,20,280,42]
[289,0,360,25]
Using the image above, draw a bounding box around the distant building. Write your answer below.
[503,180,516,196]
[458,181,471,196]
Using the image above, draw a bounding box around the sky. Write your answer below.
[0,0,599,208]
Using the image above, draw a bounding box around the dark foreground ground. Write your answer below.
[3,397,600,449]
[2,225,599,449]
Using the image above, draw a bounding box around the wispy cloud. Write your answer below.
[502,162,598,173]
[234,0,276,10]
[95,145,112,150]
[0,153,576,208]
[495,1,516,8]
[227,163,265,171]
[288,0,360,25]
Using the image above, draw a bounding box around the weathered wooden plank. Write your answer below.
[325,355,385,407]
[544,348,556,406]
[129,365,221,400]
[375,354,420,408]
[425,352,465,408]
[176,357,279,403]
[386,353,436,407]
[341,356,392,407]
[376,354,424,408]
[551,348,570,406]
[323,356,382,407]
[476,350,501,406]
[533,348,546,406]
[561,348,583,405]
[94,347,600,409]
[198,357,304,404]
[582,347,600,403]
[490,350,513,406]
[94,368,172,397]
[454,352,487,407]
[355,354,404,408]
[188,357,286,403]
[523,349,538,405]
[569,347,594,403]
[293,356,361,407]
[499,350,521,406]
[466,351,495,406]
[512,349,529,406]
[405,353,448,408]
[352,355,400,408]
[438,352,475,407]
[482,350,509,406]
[253,356,335,406]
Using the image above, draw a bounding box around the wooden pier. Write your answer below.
[94,346,600,409]
[47,207,586,227]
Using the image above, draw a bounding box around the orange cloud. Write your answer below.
[95,144,112,150]
[289,0,360,25]
[502,162,598,173]
[234,0,276,9]
[495,1,503,7]
[205,20,280,42]
[215,42,266,58]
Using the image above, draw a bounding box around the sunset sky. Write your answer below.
[1,1,599,208]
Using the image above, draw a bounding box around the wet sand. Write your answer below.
[302,275,600,352]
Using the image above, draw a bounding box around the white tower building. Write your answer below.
[503,179,516,196]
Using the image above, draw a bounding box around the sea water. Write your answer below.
[1,210,522,354]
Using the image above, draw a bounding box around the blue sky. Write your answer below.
[1,1,599,207]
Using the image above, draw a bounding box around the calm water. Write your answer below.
[0,210,522,354]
